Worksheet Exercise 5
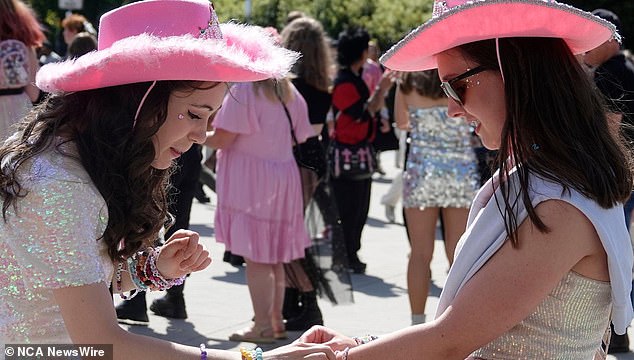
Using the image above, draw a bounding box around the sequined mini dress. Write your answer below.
[403,106,479,209]
[0,142,111,344]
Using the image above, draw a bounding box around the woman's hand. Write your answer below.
[156,230,211,279]
[297,326,356,353]
[264,342,337,360]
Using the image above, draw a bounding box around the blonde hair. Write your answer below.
[252,78,294,104]
[280,17,332,92]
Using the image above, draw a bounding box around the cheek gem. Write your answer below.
[178,113,185,120]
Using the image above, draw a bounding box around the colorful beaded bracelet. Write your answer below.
[353,334,379,345]
[115,247,185,299]
[200,344,207,360]
[240,346,263,360]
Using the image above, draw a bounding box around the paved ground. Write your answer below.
[116,151,634,359]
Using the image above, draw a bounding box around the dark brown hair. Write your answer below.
[458,37,632,246]
[0,80,212,261]
[399,69,445,99]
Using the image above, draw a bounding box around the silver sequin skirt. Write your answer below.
[402,106,479,209]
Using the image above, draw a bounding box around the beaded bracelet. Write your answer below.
[353,334,379,345]
[339,347,350,360]
[240,346,263,360]
[116,247,185,299]
[199,344,207,360]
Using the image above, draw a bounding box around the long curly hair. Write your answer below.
[458,37,633,246]
[0,80,209,261]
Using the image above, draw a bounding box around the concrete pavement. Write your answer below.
[116,151,634,359]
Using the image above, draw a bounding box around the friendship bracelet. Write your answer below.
[340,347,350,360]
[199,344,207,360]
[353,334,379,345]
[240,347,263,360]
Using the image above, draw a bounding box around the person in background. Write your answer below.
[329,27,394,274]
[395,70,479,325]
[67,31,97,59]
[584,8,634,354]
[0,1,335,359]
[0,0,44,141]
[60,13,96,57]
[208,78,314,343]
[297,1,633,358]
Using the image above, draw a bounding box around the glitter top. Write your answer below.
[402,105,479,209]
[471,271,611,359]
[0,141,110,344]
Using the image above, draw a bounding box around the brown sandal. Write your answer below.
[229,324,276,344]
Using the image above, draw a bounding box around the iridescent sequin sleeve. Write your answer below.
[4,171,109,290]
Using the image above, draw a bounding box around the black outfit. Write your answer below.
[330,68,376,272]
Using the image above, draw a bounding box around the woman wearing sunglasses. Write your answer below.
[297,0,633,358]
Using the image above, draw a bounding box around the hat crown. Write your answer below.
[97,0,222,50]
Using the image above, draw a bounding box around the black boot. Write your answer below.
[608,323,630,353]
[115,292,149,326]
[284,291,324,331]
[150,283,187,319]
[282,287,302,320]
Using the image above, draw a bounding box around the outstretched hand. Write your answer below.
[156,230,211,279]
[297,326,356,353]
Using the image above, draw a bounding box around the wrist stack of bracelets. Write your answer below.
[339,335,379,360]
[115,247,185,299]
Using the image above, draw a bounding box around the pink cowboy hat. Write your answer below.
[36,0,299,92]
[380,0,619,71]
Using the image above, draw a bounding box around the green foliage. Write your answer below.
[26,0,633,52]
[214,0,433,51]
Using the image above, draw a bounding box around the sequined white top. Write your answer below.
[0,142,110,345]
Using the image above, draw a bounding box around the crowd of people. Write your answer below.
[1,0,634,359]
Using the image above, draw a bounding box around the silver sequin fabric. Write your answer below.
[471,271,611,359]
[402,106,479,209]
[0,142,110,344]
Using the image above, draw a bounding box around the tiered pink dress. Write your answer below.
[213,82,314,264]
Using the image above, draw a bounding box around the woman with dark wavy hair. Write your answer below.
[0,1,336,359]
[298,0,634,359]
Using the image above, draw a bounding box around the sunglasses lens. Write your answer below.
[441,82,462,104]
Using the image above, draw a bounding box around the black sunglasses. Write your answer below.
[440,65,487,106]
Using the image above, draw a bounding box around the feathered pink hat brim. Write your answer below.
[37,23,299,92]
[381,0,619,71]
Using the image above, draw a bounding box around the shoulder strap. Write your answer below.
[275,91,299,146]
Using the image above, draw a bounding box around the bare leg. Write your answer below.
[270,262,286,333]
[439,207,470,266]
[405,207,439,317]
[244,259,275,330]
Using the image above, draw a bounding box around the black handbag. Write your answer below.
[329,110,377,180]
[329,139,376,180]
[277,93,328,180]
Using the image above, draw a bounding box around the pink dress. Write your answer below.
[213,82,314,264]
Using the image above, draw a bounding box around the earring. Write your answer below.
[178,113,184,120]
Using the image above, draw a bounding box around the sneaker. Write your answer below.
[115,299,149,326]
[385,205,396,223]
